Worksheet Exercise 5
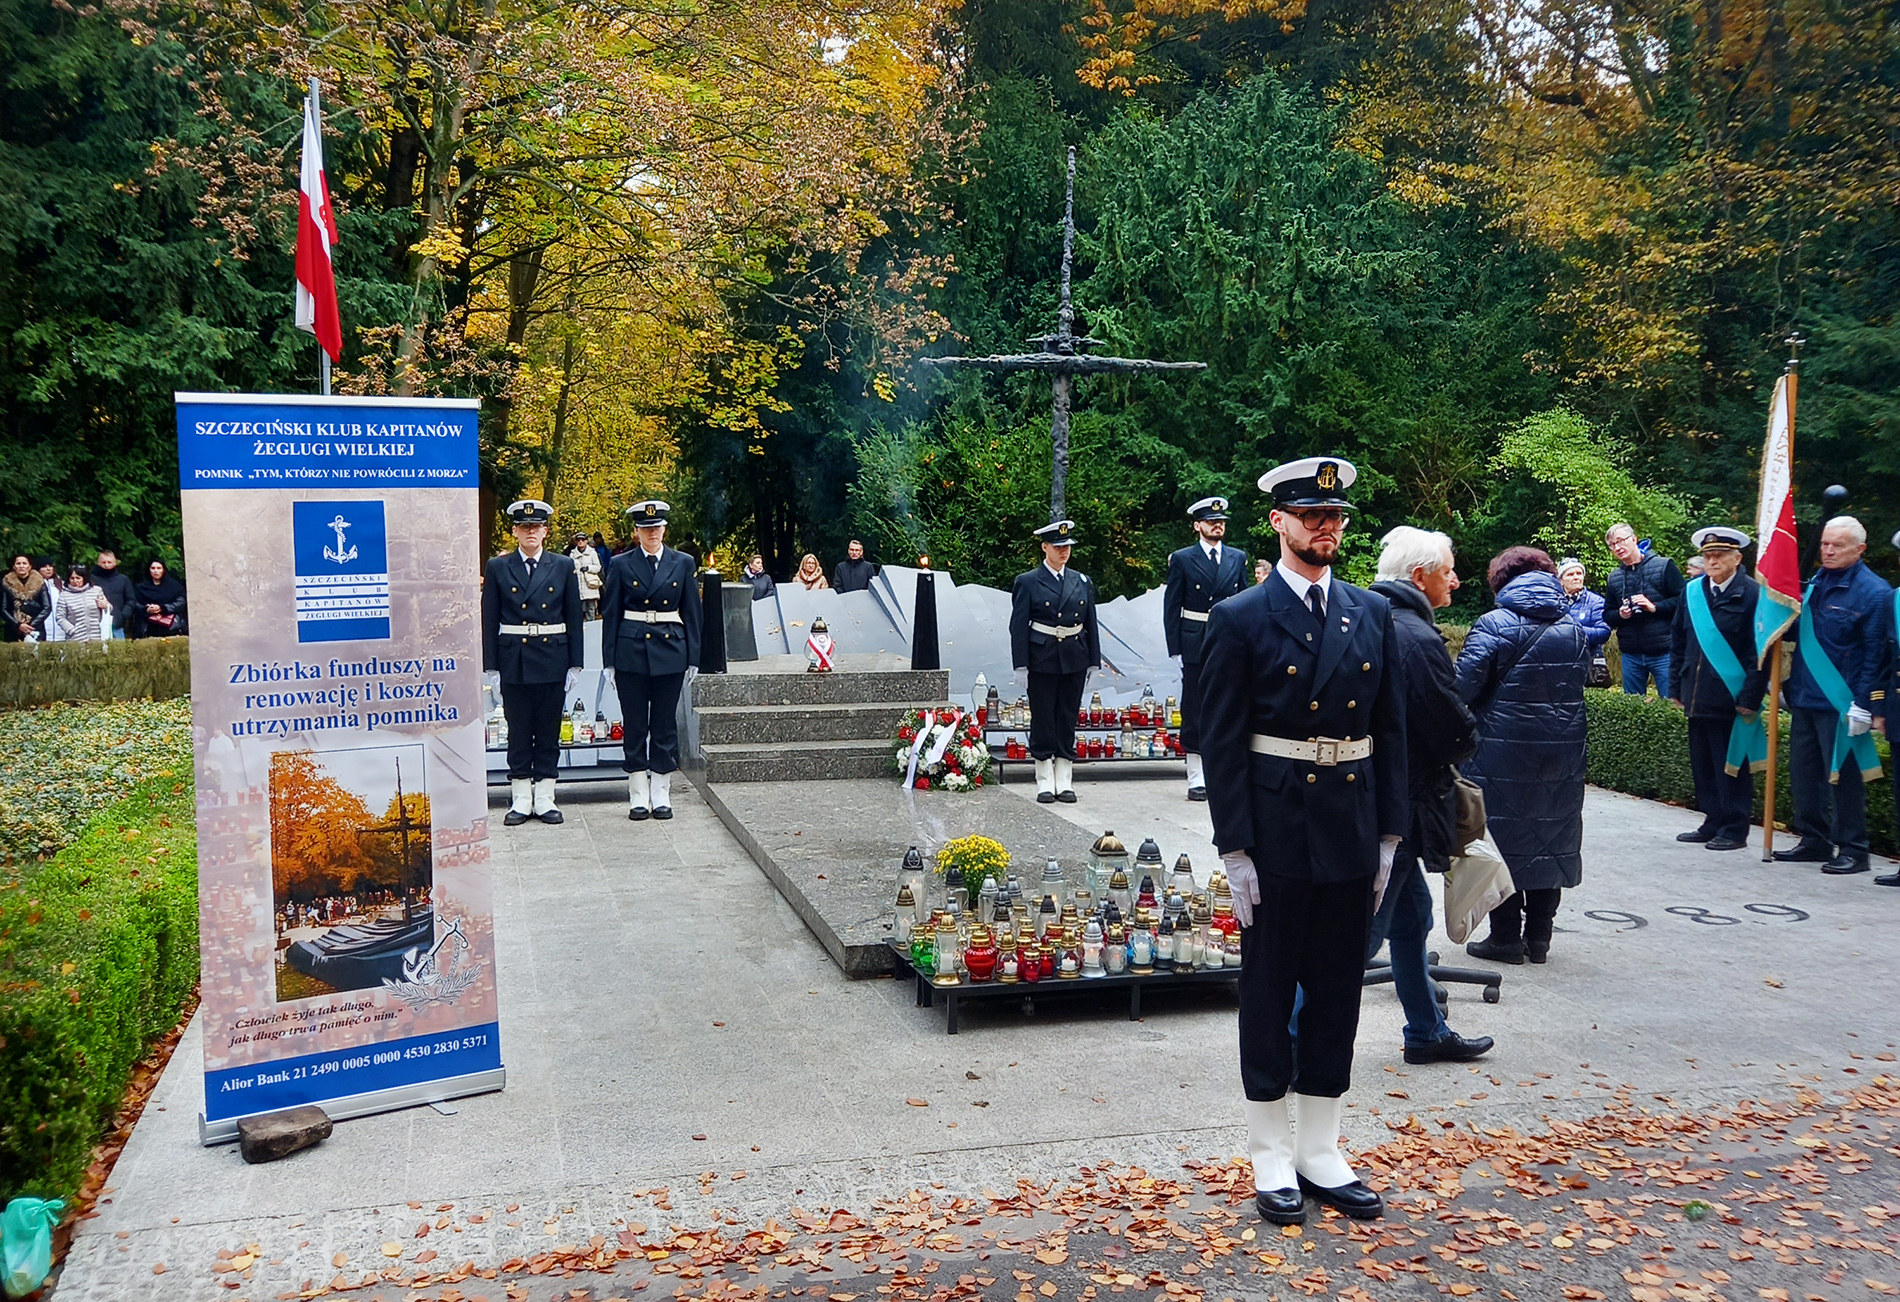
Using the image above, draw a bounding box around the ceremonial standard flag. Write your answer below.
[1753,370,1801,663]
[294,81,342,362]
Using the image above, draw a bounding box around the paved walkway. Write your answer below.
[51,772,1900,1301]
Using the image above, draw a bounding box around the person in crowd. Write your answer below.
[1773,515,1893,876]
[1556,557,1611,651]
[1367,527,1491,1064]
[602,499,702,823]
[1254,557,1271,586]
[795,553,829,590]
[1668,527,1768,852]
[1200,456,1405,1226]
[1457,547,1588,964]
[831,539,878,593]
[1603,522,1684,697]
[1685,555,1707,581]
[1163,496,1248,801]
[55,565,112,643]
[32,560,63,641]
[3,554,50,642]
[131,559,187,637]
[591,532,609,564]
[1010,519,1100,804]
[569,532,603,620]
[744,554,776,600]
[481,500,583,826]
[90,549,136,638]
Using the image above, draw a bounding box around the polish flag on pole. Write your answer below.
[294,79,342,366]
[1752,365,1801,663]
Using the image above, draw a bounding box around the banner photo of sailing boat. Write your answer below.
[270,744,437,1000]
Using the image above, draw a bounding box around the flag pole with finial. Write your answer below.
[1757,330,1804,861]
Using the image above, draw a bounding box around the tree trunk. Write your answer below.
[542,320,579,511]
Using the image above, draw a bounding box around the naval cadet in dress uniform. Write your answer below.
[481,499,584,826]
[1009,519,1101,804]
[601,499,702,822]
[1199,456,1407,1227]
[1164,495,1249,801]
[1667,526,1769,851]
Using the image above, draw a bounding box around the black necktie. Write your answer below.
[1307,586,1325,623]
[525,555,537,580]
[1210,545,1220,568]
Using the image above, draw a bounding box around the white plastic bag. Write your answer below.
[1442,832,1513,943]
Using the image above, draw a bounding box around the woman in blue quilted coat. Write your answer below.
[1455,547,1589,964]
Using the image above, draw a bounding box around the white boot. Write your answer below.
[627,770,650,821]
[1244,1097,1297,1192]
[649,770,673,820]
[1034,758,1056,803]
[1054,757,1075,802]
[531,777,562,824]
[1185,751,1207,795]
[505,777,532,825]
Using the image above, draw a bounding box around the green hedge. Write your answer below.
[1585,688,1896,856]
[0,638,191,707]
[0,773,198,1201]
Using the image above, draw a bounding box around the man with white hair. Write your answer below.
[1367,527,1491,1063]
[1773,515,1893,875]
[1603,522,1686,697]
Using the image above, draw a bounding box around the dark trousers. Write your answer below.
[1365,852,1448,1050]
[1179,658,1204,754]
[1027,670,1087,761]
[501,680,564,780]
[1487,887,1560,947]
[617,670,686,774]
[1687,716,1755,840]
[1790,707,1867,856]
[1239,873,1373,1100]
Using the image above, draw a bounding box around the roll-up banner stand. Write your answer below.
[176,393,504,1144]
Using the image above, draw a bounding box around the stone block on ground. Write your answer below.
[236,1105,333,1164]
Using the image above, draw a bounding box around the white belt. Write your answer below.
[622,609,684,624]
[1030,621,1083,639]
[498,623,565,636]
[1180,609,1210,623]
[1250,734,1372,766]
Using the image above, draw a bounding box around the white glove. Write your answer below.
[600,666,615,690]
[1220,850,1261,929]
[1171,654,1182,667]
[482,670,500,694]
[1374,836,1400,911]
[1847,704,1873,737]
[564,666,582,695]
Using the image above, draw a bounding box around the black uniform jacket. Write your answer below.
[1009,564,1101,675]
[602,545,703,676]
[1199,570,1408,883]
[1669,571,1769,719]
[1163,542,1249,663]
[482,550,584,684]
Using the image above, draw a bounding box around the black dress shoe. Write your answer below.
[1255,1188,1305,1225]
[1036,791,1056,804]
[1773,837,1833,863]
[1822,853,1869,875]
[1404,1031,1495,1064]
[538,808,564,824]
[1464,936,1526,964]
[503,809,530,827]
[652,804,674,821]
[1876,870,1900,886]
[1676,827,1716,843]
[1297,1174,1383,1220]
[1187,786,1209,802]
[1705,836,1749,851]
[1056,790,1077,803]
[629,806,650,821]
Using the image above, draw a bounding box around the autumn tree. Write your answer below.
[268,752,375,906]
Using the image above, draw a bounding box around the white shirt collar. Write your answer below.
[1709,574,1733,596]
[1275,559,1333,606]
[517,547,544,565]
[641,544,664,559]
[1201,540,1222,562]
[1043,561,1067,580]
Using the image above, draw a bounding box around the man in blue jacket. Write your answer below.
[1009,520,1101,804]
[1773,516,1893,875]
[1164,495,1249,801]
[602,500,703,822]
[1604,523,1685,697]
[1668,527,1769,851]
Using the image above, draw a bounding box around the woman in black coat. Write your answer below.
[132,560,187,638]
[1455,547,1588,963]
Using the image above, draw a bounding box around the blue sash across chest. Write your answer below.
[1685,578,1766,775]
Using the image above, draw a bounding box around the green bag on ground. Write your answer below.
[2,1197,63,1298]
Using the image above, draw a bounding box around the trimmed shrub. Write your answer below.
[0,700,194,866]
[0,638,190,707]
[0,773,198,1201]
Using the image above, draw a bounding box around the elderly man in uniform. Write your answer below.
[1165,496,1249,801]
[482,499,584,826]
[602,500,703,822]
[1201,456,1406,1226]
[1668,527,1769,852]
[1009,519,1101,804]
[1773,515,1893,875]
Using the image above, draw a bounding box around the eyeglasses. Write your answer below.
[1286,509,1348,529]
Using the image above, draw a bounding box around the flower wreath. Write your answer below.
[891,705,992,791]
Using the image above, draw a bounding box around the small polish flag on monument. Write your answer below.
[294,79,342,363]
[1753,366,1801,663]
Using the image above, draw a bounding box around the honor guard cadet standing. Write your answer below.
[482,499,584,826]
[1199,456,1407,1227]
[1164,495,1249,801]
[1668,527,1769,851]
[601,500,702,822]
[1009,519,1101,804]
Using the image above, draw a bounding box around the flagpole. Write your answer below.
[1760,334,1803,860]
[309,78,330,397]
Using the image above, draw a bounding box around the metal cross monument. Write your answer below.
[920,147,1206,521]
